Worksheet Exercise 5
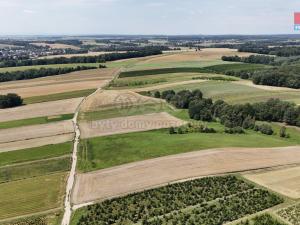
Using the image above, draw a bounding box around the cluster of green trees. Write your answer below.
[169,123,216,134]
[252,69,300,89]
[77,176,261,225]
[278,203,300,225]
[237,214,287,225]
[222,55,275,65]
[238,44,300,57]
[144,189,282,225]
[0,66,97,82]
[0,48,162,68]
[154,90,300,128]
[0,93,23,108]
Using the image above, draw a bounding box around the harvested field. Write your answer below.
[0,80,109,98]
[0,68,117,98]
[72,146,300,204]
[0,134,74,153]
[136,48,252,64]
[244,166,300,199]
[79,112,186,138]
[0,98,82,122]
[80,90,163,112]
[0,120,74,144]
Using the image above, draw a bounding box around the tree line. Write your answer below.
[221,55,275,65]
[0,93,23,108]
[0,48,162,68]
[0,65,98,82]
[153,89,300,128]
[238,44,300,57]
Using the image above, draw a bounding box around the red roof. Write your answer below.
[295,12,300,24]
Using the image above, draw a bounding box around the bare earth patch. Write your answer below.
[0,98,83,122]
[72,146,300,204]
[80,90,163,112]
[0,120,74,143]
[79,112,186,138]
[0,133,74,153]
[244,166,300,199]
[0,68,118,98]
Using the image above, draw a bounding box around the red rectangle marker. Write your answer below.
[295,12,300,24]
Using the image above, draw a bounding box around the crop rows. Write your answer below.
[278,203,300,225]
[76,176,282,225]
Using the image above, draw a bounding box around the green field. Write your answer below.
[0,157,71,183]
[0,142,72,167]
[24,89,96,104]
[109,71,238,90]
[150,81,300,104]
[78,121,300,172]
[0,114,74,129]
[123,60,233,71]
[200,63,271,73]
[0,173,66,220]
[0,211,63,225]
[0,63,101,73]
[119,67,218,78]
[118,63,267,78]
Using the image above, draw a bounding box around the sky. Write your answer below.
[1,0,300,35]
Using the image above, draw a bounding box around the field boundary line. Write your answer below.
[61,68,122,225]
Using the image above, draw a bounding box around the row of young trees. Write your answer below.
[0,65,98,82]
[145,189,282,225]
[0,93,23,108]
[76,176,262,225]
[222,55,275,65]
[278,203,300,225]
[0,48,162,68]
[153,89,300,127]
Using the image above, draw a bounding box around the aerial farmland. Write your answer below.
[1,1,300,225]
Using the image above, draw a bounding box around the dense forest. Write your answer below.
[0,66,98,82]
[0,48,163,68]
[153,89,300,128]
[0,93,23,108]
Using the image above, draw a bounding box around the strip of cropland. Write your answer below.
[0,98,81,122]
[0,68,117,99]
[77,121,300,172]
[73,146,300,205]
